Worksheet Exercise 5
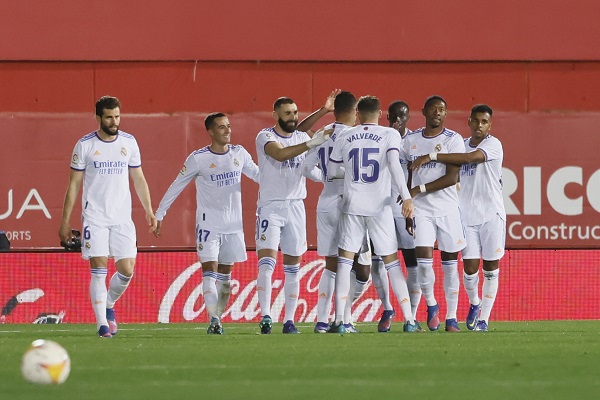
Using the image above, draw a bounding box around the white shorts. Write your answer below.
[339,207,397,257]
[462,214,506,261]
[394,216,415,250]
[414,209,466,253]
[196,227,247,264]
[316,210,340,257]
[81,218,137,262]
[255,200,307,256]
[356,249,372,265]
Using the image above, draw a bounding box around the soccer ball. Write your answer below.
[21,339,71,384]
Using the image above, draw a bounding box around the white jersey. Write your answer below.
[70,131,141,226]
[401,127,466,217]
[391,128,411,218]
[303,122,351,213]
[155,145,259,233]
[255,127,310,206]
[329,124,403,216]
[459,135,506,226]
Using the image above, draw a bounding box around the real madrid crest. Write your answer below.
[85,242,91,249]
[233,158,239,167]
[198,243,203,251]
[121,147,127,157]
[260,234,266,242]
[434,144,442,152]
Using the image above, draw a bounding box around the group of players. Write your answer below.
[58,90,505,337]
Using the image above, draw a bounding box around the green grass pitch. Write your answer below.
[1,321,599,399]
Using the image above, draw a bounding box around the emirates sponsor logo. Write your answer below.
[158,260,384,323]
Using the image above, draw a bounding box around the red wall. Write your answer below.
[3,61,600,113]
[2,1,600,61]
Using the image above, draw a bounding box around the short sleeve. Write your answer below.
[128,138,142,167]
[448,133,466,154]
[329,136,343,163]
[478,137,503,162]
[256,130,276,153]
[70,141,86,170]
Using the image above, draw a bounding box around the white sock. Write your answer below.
[215,272,232,318]
[202,271,218,319]
[386,260,414,324]
[442,260,460,320]
[106,271,132,309]
[372,256,393,310]
[417,258,436,306]
[344,273,367,324]
[406,266,421,320]
[283,264,300,322]
[317,269,336,323]
[334,257,353,324]
[480,269,500,322]
[90,268,108,330]
[463,271,481,306]
[257,257,276,317]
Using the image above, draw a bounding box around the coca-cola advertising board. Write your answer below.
[1,250,599,325]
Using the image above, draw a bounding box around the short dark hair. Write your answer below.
[204,112,227,130]
[273,97,295,111]
[334,91,357,115]
[357,95,380,114]
[471,104,493,116]
[388,100,410,114]
[423,95,446,109]
[95,96,120,117]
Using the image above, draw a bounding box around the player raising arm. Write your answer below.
[255,94,334,334]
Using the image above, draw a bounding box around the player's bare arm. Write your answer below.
[153,220,163,238]
[58,170,84,244]
[411,149,486,169]
[129,167,157,233]
[296,89,340,135]
[409,164,460,197]
[400,198,414,219]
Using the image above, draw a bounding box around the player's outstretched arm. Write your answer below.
[297,89,340,135]
[130,167,157,233]
[265,128,332,162]
[58,170,84,245]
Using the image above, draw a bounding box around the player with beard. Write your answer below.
[58,96,157,338]
[255,93,335,334]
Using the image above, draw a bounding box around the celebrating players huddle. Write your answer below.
[58,91,505,337]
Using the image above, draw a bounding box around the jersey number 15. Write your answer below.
[348,147,380,183]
